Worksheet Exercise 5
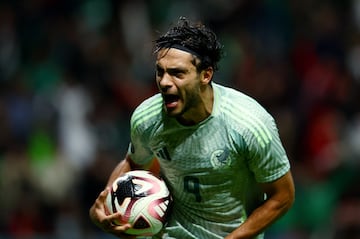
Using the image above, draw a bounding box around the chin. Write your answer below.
[165,110,180,118]
[164,107,183,118]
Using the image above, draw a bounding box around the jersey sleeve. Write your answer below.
[245,112,290,183]
[127,132,153,166]
[127,94,163,166]
[127,113,154,166]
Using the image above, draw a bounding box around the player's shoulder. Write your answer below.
[213,83,275,145]
[130,94,163,131]
[214,83,269,116]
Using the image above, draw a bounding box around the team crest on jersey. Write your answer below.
[210,149,230,169]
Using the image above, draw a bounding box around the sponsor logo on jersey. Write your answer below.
[155,147,171,161]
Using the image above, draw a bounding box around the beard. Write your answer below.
[169,88,203,125]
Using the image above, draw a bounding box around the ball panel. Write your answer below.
[105,170,172,236]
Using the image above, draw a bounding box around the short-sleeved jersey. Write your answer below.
[128,83,290,239]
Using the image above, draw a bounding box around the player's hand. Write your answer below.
[89,188,136,239]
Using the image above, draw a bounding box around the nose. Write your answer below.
[158,73,172,92]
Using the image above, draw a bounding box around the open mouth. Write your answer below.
[163,94,180,108]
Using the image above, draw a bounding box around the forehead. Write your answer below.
[156,48,196,68]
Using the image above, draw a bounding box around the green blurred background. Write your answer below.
[0,0,359,238]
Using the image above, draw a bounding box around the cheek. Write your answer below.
[182,82,201,102]
[176,74,201,97]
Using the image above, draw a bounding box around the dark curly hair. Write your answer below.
[154,17,223,72]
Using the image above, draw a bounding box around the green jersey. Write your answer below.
[128,83,290,239]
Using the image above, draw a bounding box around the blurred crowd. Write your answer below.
[0,0,360,238]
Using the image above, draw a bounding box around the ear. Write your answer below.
[201,67,214,85]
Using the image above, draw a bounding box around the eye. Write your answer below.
[169,69,185,78]
[156,67,164,77]
[173,73,183,78]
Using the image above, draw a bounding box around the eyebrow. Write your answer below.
[156,64,189,74]
[156,64,163,71]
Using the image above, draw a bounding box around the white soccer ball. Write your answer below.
[105,170,172,236]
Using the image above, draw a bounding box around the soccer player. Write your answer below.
[89,17,295,239]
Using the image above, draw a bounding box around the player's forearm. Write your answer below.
[106,155,133,187]
[225,193,294,239]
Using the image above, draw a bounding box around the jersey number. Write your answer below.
[184,176,202,202]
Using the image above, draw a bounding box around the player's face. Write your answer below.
[155,48,212,125]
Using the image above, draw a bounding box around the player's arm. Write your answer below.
[89,154,159,237]
[225,171,295,239]
[105,154,138,187]
[89,154,137,238]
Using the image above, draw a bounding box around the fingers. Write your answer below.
[90,188,136,238]
[105,211,122,223]
[111,224,136,239]
[101,214,133,238]
[89,188,112,226]
[93,209,133,236]
[98,187,110,203]
[112,223,131,232]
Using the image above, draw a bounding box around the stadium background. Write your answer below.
[0,0,359,238]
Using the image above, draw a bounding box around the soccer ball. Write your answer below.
[105,170,172,236]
